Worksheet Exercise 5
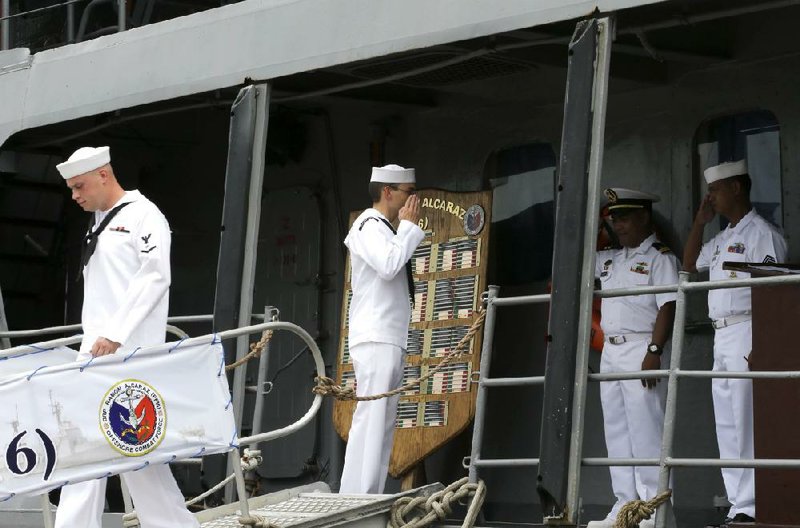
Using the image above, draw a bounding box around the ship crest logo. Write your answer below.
[99,379,166,457]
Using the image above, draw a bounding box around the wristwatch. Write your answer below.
[647,343,663,356]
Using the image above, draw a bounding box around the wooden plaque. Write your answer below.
[333,190,491,478]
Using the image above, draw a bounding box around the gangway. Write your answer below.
[0,314,448,528]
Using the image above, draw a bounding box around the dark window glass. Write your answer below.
[484,143,556,285]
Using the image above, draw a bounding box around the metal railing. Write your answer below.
[1,316,325,526]
[0,0,140,51]
[466,270,800,526]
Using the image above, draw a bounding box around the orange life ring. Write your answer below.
[590,300,604,353]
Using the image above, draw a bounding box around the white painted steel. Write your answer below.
[0,0,671,146]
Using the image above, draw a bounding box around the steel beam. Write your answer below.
[536,18,598,524]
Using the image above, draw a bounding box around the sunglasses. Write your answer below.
[389,185,417,195]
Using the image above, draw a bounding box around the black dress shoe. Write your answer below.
[705,518,733,528]
[718,514,755,527]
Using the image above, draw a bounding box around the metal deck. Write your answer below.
[196,482,443,528]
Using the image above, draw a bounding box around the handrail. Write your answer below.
[0,314,213,340]
[481,271,800,308]
[0,0,85,22]
[467,267,800,525]
[1,320,325,443]
[10,319,324,524]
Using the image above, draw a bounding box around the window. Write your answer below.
[484,143,556,285]
[695,110,783,228]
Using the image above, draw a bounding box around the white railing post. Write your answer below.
[117,0,125,31]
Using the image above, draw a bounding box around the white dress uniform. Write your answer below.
[696,208,786,519]
[595,232,679,520]
[340,166,425,494]
[55,148,199,528]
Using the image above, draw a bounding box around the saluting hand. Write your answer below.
[91,337,122,357]
[399,195,420,225]
[694,194,714,226]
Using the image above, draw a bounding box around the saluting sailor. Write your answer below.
[588,188,679,528]
[56,147,199,528]
[684,160,787,527]
[339,164,424,494]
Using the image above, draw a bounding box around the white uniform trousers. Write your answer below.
[600,339,666,519]
[712,322,755,519]
[55,349,199,528]
[340,342,404,494]
[54,464,200,528]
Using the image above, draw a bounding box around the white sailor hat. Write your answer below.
[370,164,415,184]
[56,146,111,180]
[604,188,660,212]
[704,159,747,185]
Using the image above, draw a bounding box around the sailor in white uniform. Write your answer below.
[56,146,199,528]
[684,160,787,527]
[339,164,424,494]
[588,188,679,528]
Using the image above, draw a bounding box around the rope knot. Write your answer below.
[312,375,356,400]
[225,330,273,372]
[613,490,672,528]
[241,448,263,471]
[390,477,486,528]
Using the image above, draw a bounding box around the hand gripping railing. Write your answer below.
[0,319,325,527]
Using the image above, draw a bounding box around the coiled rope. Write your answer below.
[614,490,672,528]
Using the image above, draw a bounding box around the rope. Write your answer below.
[122,449,264,526]
[389,477,486,528]
[238,514,279,527]
[225,330,273,372]
[313,309,486,401]
[613,490,672,528]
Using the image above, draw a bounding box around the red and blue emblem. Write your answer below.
[100,380,166,456]
[727,242,745,254]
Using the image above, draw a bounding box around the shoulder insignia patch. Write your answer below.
[651,242,671,254]
[763,255,776,264]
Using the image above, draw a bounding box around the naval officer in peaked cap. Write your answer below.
[684,160,787,527]
[55,147,200,528]
[588,188,679,528]
[339,164,424,494]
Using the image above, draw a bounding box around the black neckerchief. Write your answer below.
[359,216,415,306]
[78,201,131,279]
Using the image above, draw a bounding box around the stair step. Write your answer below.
[197,482,444,528]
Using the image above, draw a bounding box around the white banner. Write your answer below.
[0,340,236,499]
[2,345,77,377]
